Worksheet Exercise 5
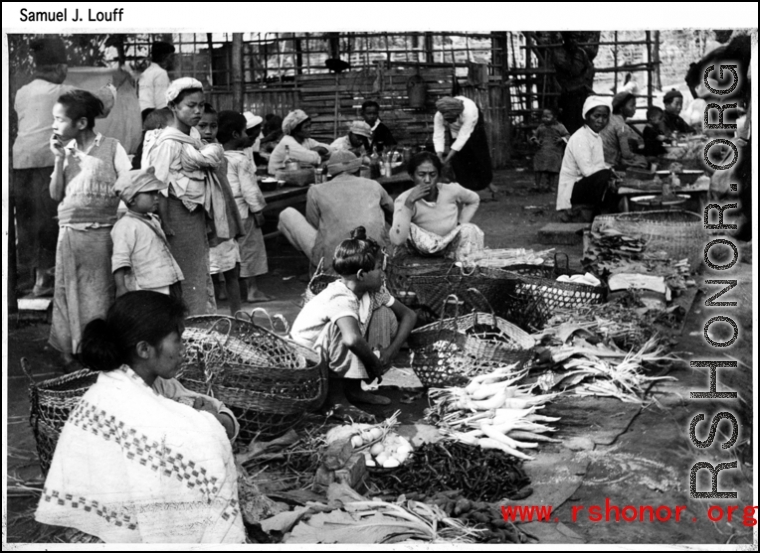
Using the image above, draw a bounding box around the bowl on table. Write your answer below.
[259,177,279,192]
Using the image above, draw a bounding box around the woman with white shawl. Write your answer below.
[35,291,245,543]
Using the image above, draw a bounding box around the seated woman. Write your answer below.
[35,291,245,544]
[662,89,696,136]
[600,91,647,168]
[557,96,621,222]
[290,227,416,420]
[278,150,394,274]
[390,151,482,261]
[267,109,332,174]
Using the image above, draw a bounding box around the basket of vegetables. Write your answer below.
[411,290,536,366]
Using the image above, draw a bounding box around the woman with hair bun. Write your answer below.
[290,227,416,421]
[35,291,245,543]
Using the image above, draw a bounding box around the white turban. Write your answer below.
[165,77,204,105]
[582,95,612,119]
[282,109,310,135]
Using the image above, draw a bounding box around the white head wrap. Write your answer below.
[282,109,310,135]
[165,77,204,105]
[244,112,263,130]
[582,95,612,119]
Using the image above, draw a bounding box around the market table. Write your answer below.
[618,180,710,213]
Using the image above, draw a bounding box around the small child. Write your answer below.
[290,226,417,421]
[643,106,670,157]
[49,90,132,371]
[132,107,173,169]
[218,110,273,304]
[111,167,184,298]
[198,105,243,315]
[361,100,397,153]
[530,108,569,192]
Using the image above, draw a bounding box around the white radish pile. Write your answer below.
[426,365,562,461]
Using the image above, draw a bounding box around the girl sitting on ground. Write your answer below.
[290,227,417,421]
[36,291,244,543]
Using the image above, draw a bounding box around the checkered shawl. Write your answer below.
[35,366,245,543]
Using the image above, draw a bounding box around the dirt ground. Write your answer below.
[4,168,755,545]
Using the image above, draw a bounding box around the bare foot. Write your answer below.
[245,291,274,304]
[346,386,391,406]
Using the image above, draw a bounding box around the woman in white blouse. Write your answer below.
[433,96,496,197]
[556,96,620,222]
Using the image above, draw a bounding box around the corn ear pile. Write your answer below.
[425,365,562,460]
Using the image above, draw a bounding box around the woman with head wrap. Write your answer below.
[267,109,333,174]
[557,96,621,221]
[600,91,647,168]
[146,77,229,315]
[433,96,495,196]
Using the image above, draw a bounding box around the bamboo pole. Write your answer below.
[613,31,619,94]
[653,31,661,92]
[645,31,653,109]
[232,33,244,112]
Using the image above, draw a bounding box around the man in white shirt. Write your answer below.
[137,41,175,120]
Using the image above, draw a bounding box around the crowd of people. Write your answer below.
[10,34,751,544]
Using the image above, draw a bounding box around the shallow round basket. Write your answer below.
[592,209,706,271]
[630,194,689,208]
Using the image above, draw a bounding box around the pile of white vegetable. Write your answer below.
[325,411,412,469]
[426,365,562,461]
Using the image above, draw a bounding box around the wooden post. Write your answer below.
[232,33,244,112]
[645,31,653,109]
[613,31,618,94]
[424,32,434,64]
[295,36,303,75]
[653,31,661,92]
[525,33,533,115]
[206,33,215,87]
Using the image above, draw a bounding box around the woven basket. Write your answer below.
[387,257,520,319]
[178,312,328,441]
[24,359,98,474]
[592,209,706,271]
[500,264,606,332]
[303,258,339,304]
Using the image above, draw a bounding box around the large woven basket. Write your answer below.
[497,264,605,332]
[178,312,328,442]
[387,257,520,319]
[592,209,706,271]
[24,359,98,474]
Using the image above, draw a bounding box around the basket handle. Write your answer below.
[248,307,291,335]
[206,316,234,347]
[466,287,497,325]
